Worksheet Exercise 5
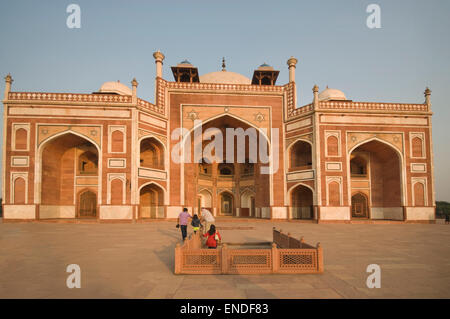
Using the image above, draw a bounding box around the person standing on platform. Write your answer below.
[176,208,191,241]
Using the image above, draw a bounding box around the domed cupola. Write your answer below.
[96,81,132,95]
[318,86,347,101]
[199,57,251,84]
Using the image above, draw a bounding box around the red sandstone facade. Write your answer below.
[1,52,436,222]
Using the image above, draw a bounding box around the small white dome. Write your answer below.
[98,81,132,95]
[318,87,347,101]
[200,71,251,85]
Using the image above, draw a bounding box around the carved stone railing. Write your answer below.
[174,227,323,274]
[8,92,132,103]
[289,103,313,118]
[318,100,429,112]
[165,80,285,93]
[7,91,167,117]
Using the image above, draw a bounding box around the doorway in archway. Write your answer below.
[291,184,313,219]
[351,193,369,218]
[139,184,164,219]
[78,190,97,218]
[220,192,234,216]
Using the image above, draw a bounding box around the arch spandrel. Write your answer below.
[138,129,167,145]
[38,125,101,147]
[285,134,313,150]
[347,132,403,155]
[182,105,271,139]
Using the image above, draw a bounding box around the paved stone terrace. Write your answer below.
[0,219,449,298]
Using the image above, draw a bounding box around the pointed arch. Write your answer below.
[139,181,166,218]
[13,177,26,204]
[140,136,165,170]
[413,181,426,206]
[287,182,315,205]
[348,137,405,220]
[138,181,167,198]
[138,134,167,152]
[289,183,314,219]
[348,137,403,159]
[180,113,274,209]
[198,188,213,211]
[351,192,369,218]
[218,190,235,216]
[77,188,97,217]
[39,129,100,150]
[35,130,102,206]
[183,113,271,147]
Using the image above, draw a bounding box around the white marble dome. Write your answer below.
[318,87,347,101]
[200,71,251,85]
[98,81,132,95]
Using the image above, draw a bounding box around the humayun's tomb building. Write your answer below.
[1,52,436,222]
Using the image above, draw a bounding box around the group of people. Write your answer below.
[176,208,221,249]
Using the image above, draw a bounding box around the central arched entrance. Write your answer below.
[183,114,271,217]
[39,132,99,219]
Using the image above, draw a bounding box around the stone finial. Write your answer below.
[222,57,226,71]
[4,73,13,100]
[313,84,319,108]
[153,50,165,62]
[287,56,298,67]
[153,50,165,79]
[5,73,13,84]
[424,87,431,107]
[287,57,298,83]
[131,78,138,104]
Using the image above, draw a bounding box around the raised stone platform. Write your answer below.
[0,220,448,298]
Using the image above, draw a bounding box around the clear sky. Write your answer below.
[0,0,449,200]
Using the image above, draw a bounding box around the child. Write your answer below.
[191,214,203,234]
[203,224,221,249]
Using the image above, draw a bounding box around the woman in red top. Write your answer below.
[203,224,221,249]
